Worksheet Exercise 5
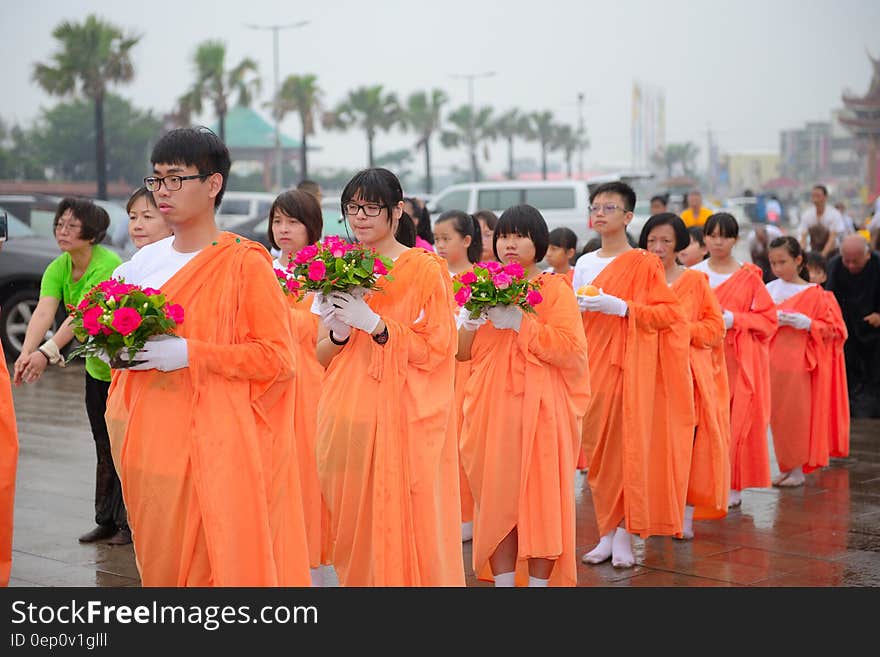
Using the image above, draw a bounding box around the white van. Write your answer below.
[426,180,591,250]
[216,191,277,229]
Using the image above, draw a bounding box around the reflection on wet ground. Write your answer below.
[7,361,880,587]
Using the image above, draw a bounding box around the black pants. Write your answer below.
[84,372,128,530]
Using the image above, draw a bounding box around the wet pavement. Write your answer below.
[6,359,880,587]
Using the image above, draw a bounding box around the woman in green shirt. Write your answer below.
[12,197,129,545]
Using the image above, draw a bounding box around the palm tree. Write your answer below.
[273,74,321,181]
[324,85,400,168]
[494,109,533,180]
[530,111,556,180]
[552,124,588,178]
[178,40,261,143]
[653,142,701,178]
[400,89,448,193]
[441,105,495,182]
[32,15,139,200]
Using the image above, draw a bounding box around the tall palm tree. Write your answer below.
[273,74,321,181]
[324,85,400,168]
[530,111,556,180]
[32,15,139,200]
[178,40,261,143]
[441,105,495,182]
[400,89,448,193]
[552,124,588,178]
[494,109,533,180]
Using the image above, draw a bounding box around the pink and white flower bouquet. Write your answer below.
[290,235,394,297]
[452,261,543,319]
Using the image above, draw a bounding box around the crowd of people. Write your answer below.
[1,125,876,588]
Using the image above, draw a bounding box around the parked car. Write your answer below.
[228,196,348,253]
[216,191,277,229]
[0,208,68,360]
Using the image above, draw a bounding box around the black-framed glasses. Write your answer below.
[144,173,214,192]
[344,202,387,217]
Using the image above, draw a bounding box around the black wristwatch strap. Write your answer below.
[372,326,389,345]
[329,330,350,346]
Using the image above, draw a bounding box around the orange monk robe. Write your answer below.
[451,270,476,527]
[712,264,777,491]
[287,291,331,569]
[316,249,464,586]
[106,233,310,586]
[0,341,18,587]
[583,249,694,538]
[460,274,590,586]
[672,269,731,520]
[823,291,850,458]
[770,285,837,474]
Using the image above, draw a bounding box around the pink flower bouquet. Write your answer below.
[289,235,394,296]
[274,264,304,301]
[453,261,543,320]
[66,279,184,368]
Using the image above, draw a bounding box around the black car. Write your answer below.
[0,209,68,360]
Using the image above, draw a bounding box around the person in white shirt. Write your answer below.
[798,185,846,258]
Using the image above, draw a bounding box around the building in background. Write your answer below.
[725,151,780,194]
[780,112,858,191]
[631,81,666,172]
[839,52,880,199]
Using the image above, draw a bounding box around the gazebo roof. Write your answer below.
[211,106,302,149]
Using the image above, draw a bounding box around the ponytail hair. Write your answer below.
[769,235,809,281]
[395,211,416,247]
[437,210,482,263]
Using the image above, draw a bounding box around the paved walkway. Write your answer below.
[7,360,880,587]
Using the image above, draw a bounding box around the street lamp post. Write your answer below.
[450,71,496,181]
[245,19,310,192]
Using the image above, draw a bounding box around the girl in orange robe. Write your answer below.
[270,190,332,586]
[574,184,693,569]
[692,213,777,508]
[640,213,730,539]
[766,236,840,486]
[458,204,590,587]
[314,168,463,586]
[0,339,18,587]
[434,210,484,544]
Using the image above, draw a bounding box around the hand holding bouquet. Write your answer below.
[290,235,394,297]
[66,279,184,368]
[453,261,543,321]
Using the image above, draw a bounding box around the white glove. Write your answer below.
[329,290,381,334]
[127,335,189,372]
[580,288,628,317]
[457,306,487,332]
[485,304,523,332]
[722,310,734,329]
[576,295,590,313]
[320,305,351,341]
[779,311,811,331]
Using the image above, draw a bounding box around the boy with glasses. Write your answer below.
[573,182,693,568]
[105,127,310,586]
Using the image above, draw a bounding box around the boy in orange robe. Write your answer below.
[105,128,310,586]
[574,183,693,568]
[314,168,463,586]
[0,336,18,587]
[458,205,590,587]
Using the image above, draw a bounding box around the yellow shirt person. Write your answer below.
[680,206,713,228]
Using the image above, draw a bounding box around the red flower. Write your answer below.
[166,304,185,324]
[110,307,142,336]
[459,271,477,285]
[308,260,326,281]
[454,285,472,306]
[82,307,104,336]
[373,259,388,275]
[526,289,543,306]
[294,244,318,264]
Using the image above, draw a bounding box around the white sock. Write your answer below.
[682,505,695,540]
[582,530,614,564]
[528,576,549,587]
[611,527,635,568]
[729,489,742,507]
[461,521,474,542]
[309,567,324,587]
[494,571,516,587]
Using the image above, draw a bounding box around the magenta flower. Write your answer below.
[111,307,142,336]
[503,262,524,278]
[373,259,388,275]
[526,290,543,306]
[166,304,185,324]
[77,298,91,310]
[308,260,326,281]
[274,268,288,279]
[492,272,512,289]
[285,279,300,292]
[459,271,477,285]
[142,287,161,296]
[82,307,104,336]
[294,244,318,264]
[484,261,503,274]
[454,285,472,306]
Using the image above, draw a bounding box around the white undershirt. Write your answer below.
[690,259,740,289]
[111,235,201,289]
[572,251,617,290]
[765,279,814,305]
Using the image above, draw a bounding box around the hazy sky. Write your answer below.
[2,0,879,179]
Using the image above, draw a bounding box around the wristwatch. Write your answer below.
[372,326,389,345]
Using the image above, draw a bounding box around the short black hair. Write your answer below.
[493,204,550,262]
[638,212,690,252]
[812,184,828,197]
[404,197,434,245]
[687,225,705,247]
[548,226,578,251]
[53,197,110,244]
[703,212,739,239]
[804,250,827,272]
[150,126,232,209]
[436,209,482,264]
[125,186,157,215]
[268,189,323,250]
[341,168,403,228]
[589,181,636,213]
[472,209,498,232]
[650,194,668,206]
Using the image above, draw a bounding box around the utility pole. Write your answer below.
[577,92,585,179]
[245,20,310,192]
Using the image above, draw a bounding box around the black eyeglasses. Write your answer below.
[144,173,214,192]
[344,202,388,217]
